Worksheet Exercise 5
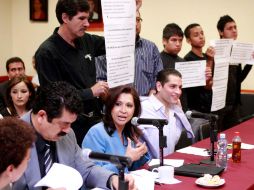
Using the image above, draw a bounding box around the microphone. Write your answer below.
[185,110,218,120]
[131,117,168,126]
[82,148,132,167]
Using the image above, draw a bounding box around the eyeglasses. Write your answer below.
[136,17,143,23]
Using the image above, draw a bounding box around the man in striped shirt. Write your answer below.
[96,10,163,96]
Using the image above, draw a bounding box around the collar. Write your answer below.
[135,35,142,47]
[149,94,165,112]
[162,51,178,58]
[149,94,183,116]
[29,112,54,152]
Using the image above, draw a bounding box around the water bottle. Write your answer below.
[232,131,241,163]
[216,133,228,170]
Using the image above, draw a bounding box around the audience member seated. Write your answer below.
[138,69,194,159]
[0,117,35,190]
[0,76,35,118]
[82,85,150,173]
[0,57,26,111]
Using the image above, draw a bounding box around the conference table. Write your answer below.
[155,117,254,190]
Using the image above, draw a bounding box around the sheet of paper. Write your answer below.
[101,0,136,88]
[176,146,209,157]
[148,159,184,167]
[230,42,254,65]
[106,54,134,88]
[210,39,233,111]
[210,39,233,59]
[175,60,206,88]
[34,163,83,190]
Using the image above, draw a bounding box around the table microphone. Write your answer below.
[185,110,218,120]
[131,117,168,126]
[82,148,132,167]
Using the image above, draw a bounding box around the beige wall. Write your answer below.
[1,0,253,90]
[0,0,12,73]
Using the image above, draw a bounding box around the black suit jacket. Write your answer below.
[0,80,9,111]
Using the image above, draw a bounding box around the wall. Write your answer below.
[0,0,12,74]
[1,0,254,90]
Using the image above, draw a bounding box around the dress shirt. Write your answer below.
[139,94,194,158]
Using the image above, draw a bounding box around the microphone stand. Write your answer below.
[149,120,167,170]
[200,116,218,165]
[114,158,129,190]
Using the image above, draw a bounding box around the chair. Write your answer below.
[175,117,210,150]
[238,93,254,123]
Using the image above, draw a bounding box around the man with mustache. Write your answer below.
[13,81,136,190]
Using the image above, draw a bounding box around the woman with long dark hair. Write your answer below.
[0,76,35,117]
[82,85,150,173]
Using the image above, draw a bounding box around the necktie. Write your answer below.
[44,143,53,173]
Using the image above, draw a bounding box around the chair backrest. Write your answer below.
[198,120,211,140]
[175,117,210,150]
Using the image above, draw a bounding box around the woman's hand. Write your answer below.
[125,138,147,161]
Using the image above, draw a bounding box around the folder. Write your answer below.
[174,163,224,178]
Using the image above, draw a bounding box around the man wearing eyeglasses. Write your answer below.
[0,57,26,111]
[96,10,163,97]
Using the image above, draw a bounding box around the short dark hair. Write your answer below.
[184,23,200,38]
[217,15,235,37]
[0,117,35,174]
[32,81,83,122]
[103,85,142,141]
[163,23,183,39]
[56,0,90,24]
[6,57,25,72]
[6,76,36,116]
[156,68,182,86]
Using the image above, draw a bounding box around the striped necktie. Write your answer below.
[44,143,53,173]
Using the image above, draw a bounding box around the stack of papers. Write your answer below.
[176,146,210,157]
